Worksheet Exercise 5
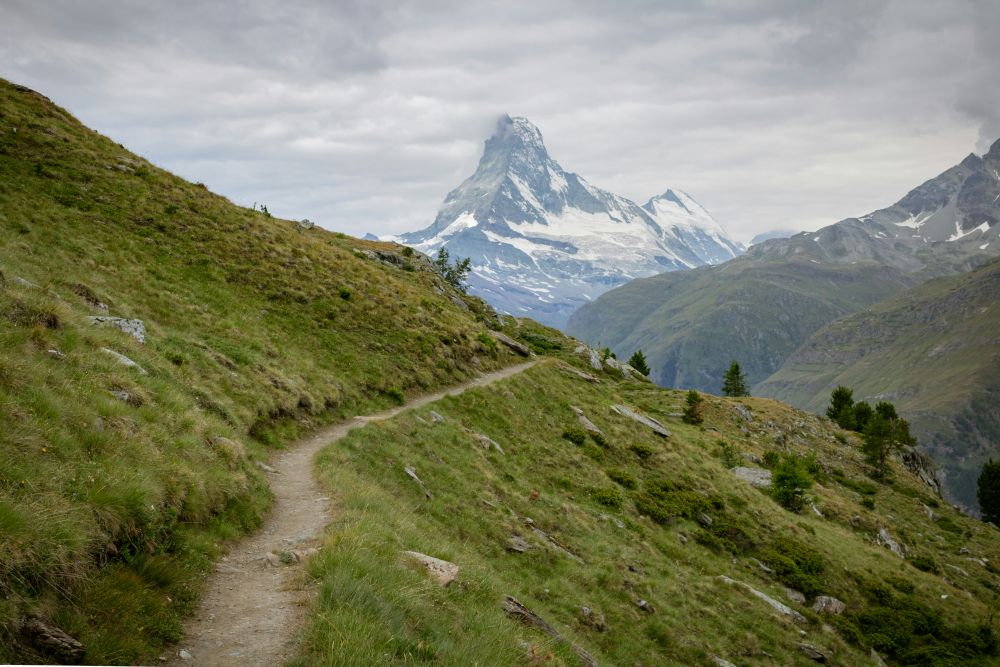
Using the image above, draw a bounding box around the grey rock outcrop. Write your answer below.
[876,527,907,558]
[731,466,772,489]
[716,575,807,623]
[101,347,147,374]
[89,316,146,343]
[401,551,459,586]
[611,404,670,437]
[812,595,845,615]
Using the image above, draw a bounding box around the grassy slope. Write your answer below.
[0,79,518,663]
[296,342,1000,666]
[566,254,914,392]
[756,256,1000,511]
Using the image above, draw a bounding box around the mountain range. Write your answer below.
[397,115,742,328]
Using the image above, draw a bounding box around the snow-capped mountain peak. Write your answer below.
[398,115,744,328]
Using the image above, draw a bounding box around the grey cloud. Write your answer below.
[0,0,996,241]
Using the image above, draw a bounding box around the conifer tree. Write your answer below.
[682,390,704,425]
[826,386,856,430]
[978,460,1000,524]
[721,360,749,397]
[628,349,650,376]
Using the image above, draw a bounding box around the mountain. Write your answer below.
[398,115,742,328]
[750,228,798,245]
[755,256,1000,513]
[567,139,1000,393]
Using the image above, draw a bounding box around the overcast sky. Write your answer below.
[2,0,998,242]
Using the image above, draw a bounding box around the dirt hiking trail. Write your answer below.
[167,360,537,666]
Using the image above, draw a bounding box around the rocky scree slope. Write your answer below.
[294,335,1000,666]
[0,78,521,664]
[398,115,742,329]
[756,256,1000,513]
[567,138,1000,392]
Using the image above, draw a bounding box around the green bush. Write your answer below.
[562,428,586,445]
[633,479,712,525]
[770,454,813,512]
[521,332,562,354]
[759,536,825,599]
[861,497,875,510]
[762,450,780,468]
[718,440,741,468]
[338,287,352,300]
[592,486,624,509]
[909,554,939,574]
[590,432,609,448]
[630,442,654,460]
[606,468,638,490]
[682,390,703,425]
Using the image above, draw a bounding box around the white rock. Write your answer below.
[178,649,193,660]
[717,575,807,623]
[89,316,146,343]
[731,466,772,489]
[612,404,670,437]
[101,347,147,374]
[401,551,459,586]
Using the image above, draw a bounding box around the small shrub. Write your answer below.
[682,390,703,425]
[593,486,624,509]
[770,454,813,512]
[606,468,638,489]
[338,287,352,300]
[562,428,586,446]
[583,444,605,461]
[384,387,405,405]
[759,536,825,599]
[589,432,609,448]
[401,246,414,257]
[910,555,939,574]
[718,440,741,468]
[861,497,875,510]
[631,442,654,460]
[886,575,915,594]
[475,332,498,351]
[521,332,562,354]
[633,479,711,525]
[762,450,780,468]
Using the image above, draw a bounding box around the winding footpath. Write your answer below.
[167,360,537,666]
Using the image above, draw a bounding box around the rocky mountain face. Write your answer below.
[397,115,742,328]
[566,138,1000,394]
[755,256,1000,512]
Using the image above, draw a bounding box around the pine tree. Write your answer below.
[826,386,856,430]
[721,360,749,397]
[433,248,472,293]
[628,349,650,376]
[977,460,1000,524]
[682,390,704,425]
[861,409,916,478]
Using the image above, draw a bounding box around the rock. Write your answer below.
[179,649,193,660]
[429,411,445,423]
[526,520,584,563]
[296,218,315,230]
[109,388,134,404]
[571,406,604,437]
[101,347,148,374]
[716,575,807,623]
[264,551,297,567]
[731,466,772,489]
[785,587,806,604]
[89,316,146,343]
[798,643,827,662]
[580,606,607,632]
[507,535,529,553]
[46,348,65,359]
[501,596,598,667]
[900,446,942,496]
[870,648,888,666]
[732,404,753,422]
[13,276,38,288]
[636,599,655,613]
[611,404,670,437]
[490,331,531,356]
[404,465,432,498]
[811,503,824,518]
[743,452,764,465]
[698,512,714,527]
[959,546,971,555]
[561,364,599,383]
[20,617,84,663]
[587,347,603,371]
[812,595,845,615]
[876,527,907,558]
[401,551,459,586]
[712,657,738,667]
[750,557,773,574]
[255,460,278,474]
[474,433,505,454]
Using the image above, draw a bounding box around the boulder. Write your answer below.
[501,596,598,667]
[580,606,607,632]
[473,433,505,454]
[490,331,531,356]
[876,527,907,558]
[612,404,670,437]
[731,466,772,489]
[732,404,753,422]
[401,551,459,586]
[785,588,806,604]
[13,276,38,288]
[20,617,84,664]
[429,411,445,423]
[587,348,602,371]
[404,465,432,498]
[571,406,604,437]
[900,446,942,496]
[507,535,529,553]
[101,347,147,374]
[798,643,827,663]
[89,316,146,343]
[812,595,845,615]
[296,219,315,230]
[716,575,807,623]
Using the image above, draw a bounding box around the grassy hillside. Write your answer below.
[293,343,1000,666]
[756,256,1000,512]
[0,79,520,663]
[566,254,914,392]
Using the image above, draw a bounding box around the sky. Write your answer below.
[1,0,998,243]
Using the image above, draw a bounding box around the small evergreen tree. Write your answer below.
[770,454,814,512]
[433,247,472,293]
[826,385,856,430]
[977,459,1000,524]
[682,390,704,425]
[862,410,916,478]
[852,401,873,432]
[628,349,650,376]
[721,360,749,397]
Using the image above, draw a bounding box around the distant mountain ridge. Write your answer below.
[397,115,742,328]
[567,137,1000,393]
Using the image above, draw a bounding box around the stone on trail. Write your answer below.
[401,551,459,586]
[178,649,193,661]
[255,460,279,474]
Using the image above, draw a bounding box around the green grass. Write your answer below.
[299,350,1000,666]
[0,79,516,663]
